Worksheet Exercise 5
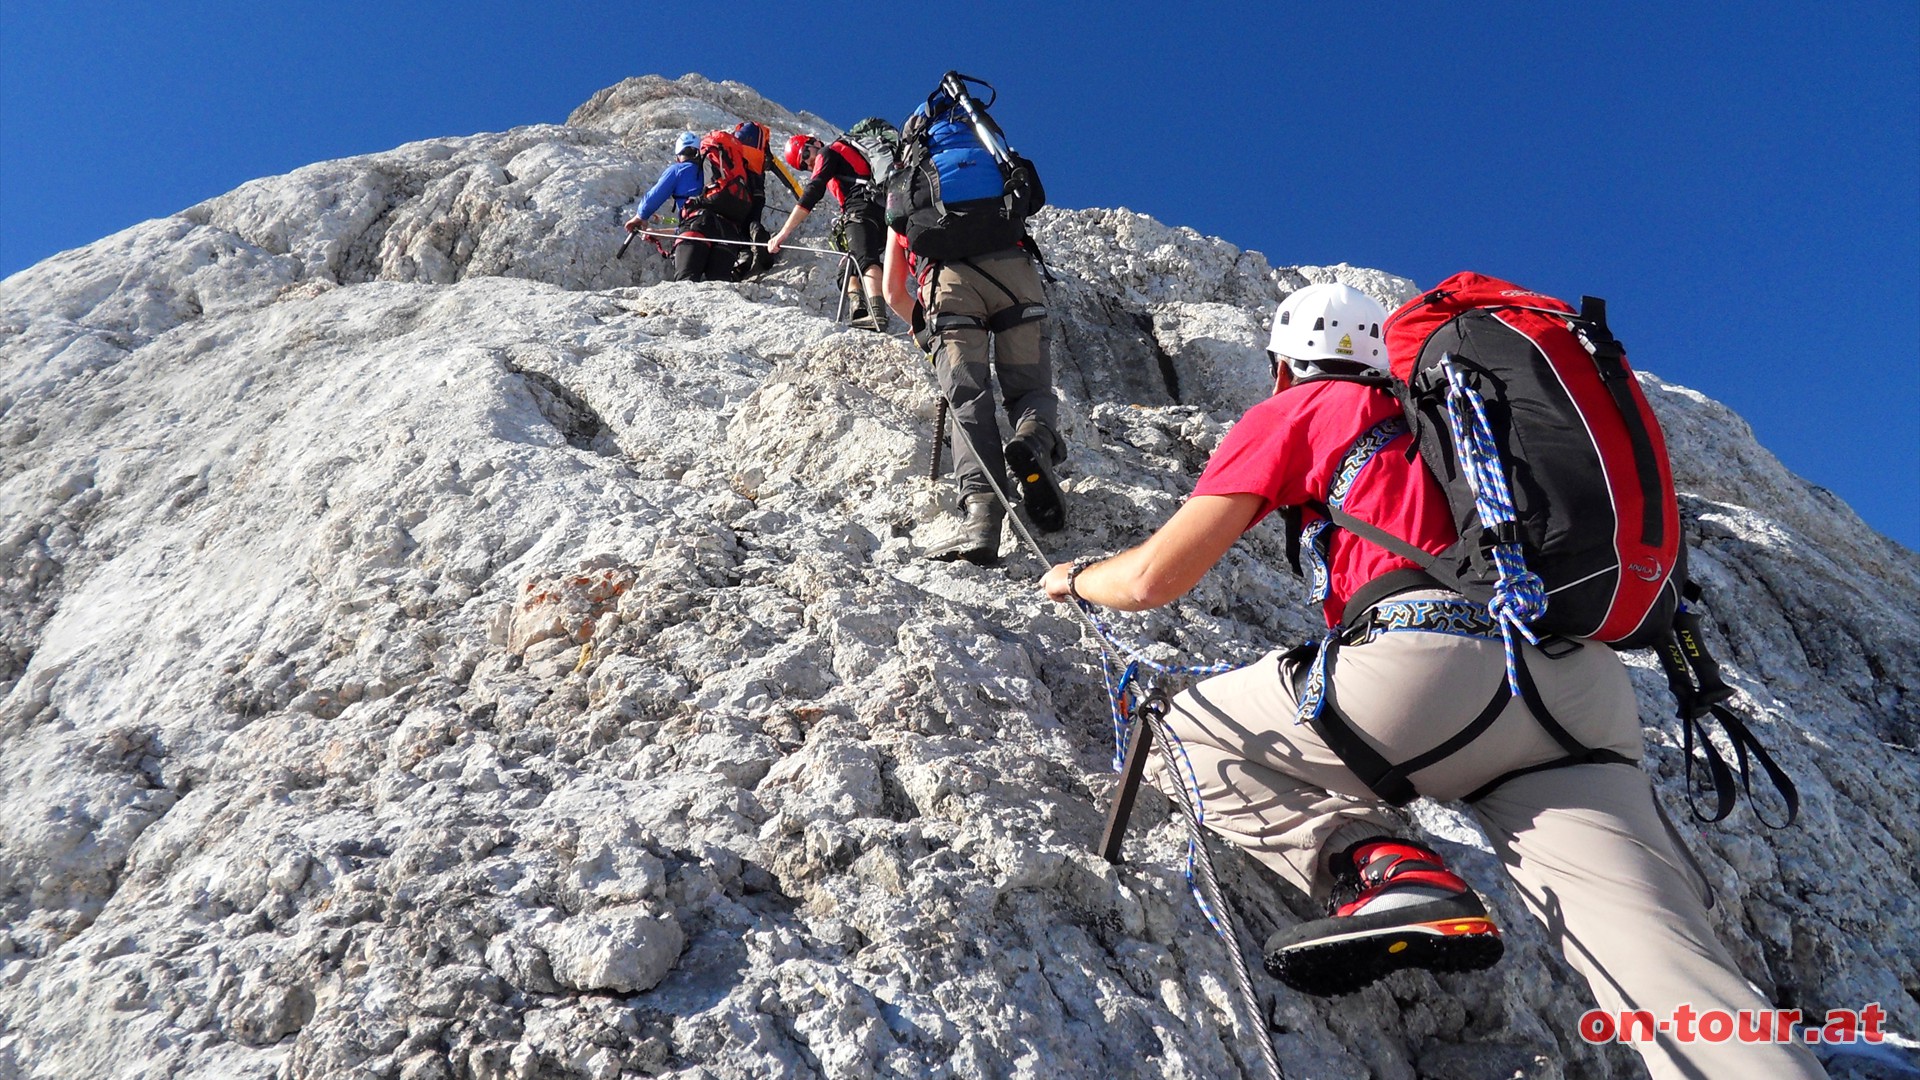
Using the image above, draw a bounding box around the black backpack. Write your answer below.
[1370,272,1685,648]
[885,72,1045,263]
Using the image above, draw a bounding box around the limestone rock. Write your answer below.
[2,72,1915,1080]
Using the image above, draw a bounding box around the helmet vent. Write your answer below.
[1312,318,1325,331]
[1279,312,1290,325]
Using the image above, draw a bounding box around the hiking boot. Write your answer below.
[924,494,1003,565]
[1263,836,1503,996]
[1003,425,1066,532]
[850,292,891,333]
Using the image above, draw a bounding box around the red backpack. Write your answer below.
[730,121,771,207]
[692,130,756,226]
[1326,272,1683,646]
[1327,273,1796,825]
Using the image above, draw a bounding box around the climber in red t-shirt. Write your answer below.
[1039,282,1824,1080]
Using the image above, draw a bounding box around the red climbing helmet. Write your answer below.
[783,133,817,170]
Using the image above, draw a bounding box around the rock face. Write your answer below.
[1,73,1916,1080]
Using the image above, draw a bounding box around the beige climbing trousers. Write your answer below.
[1150,598,1826,1079]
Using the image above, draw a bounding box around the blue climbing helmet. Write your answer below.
[675,131,700,155]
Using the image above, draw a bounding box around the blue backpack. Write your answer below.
[885,73,1045,262]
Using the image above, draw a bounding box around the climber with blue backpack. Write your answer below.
[768,120,900,332]
[1041,279,1822,1080]
[881,73,1064,564]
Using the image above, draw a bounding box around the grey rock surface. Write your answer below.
[2,72,1915,1079]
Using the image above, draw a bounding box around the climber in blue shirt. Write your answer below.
[625,132,739,282]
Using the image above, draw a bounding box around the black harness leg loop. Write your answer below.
[1294,641,1420,807]
[1462,650,1638,803]
[1372,679,1512,797]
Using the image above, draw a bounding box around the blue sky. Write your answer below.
[4,2,1916,550]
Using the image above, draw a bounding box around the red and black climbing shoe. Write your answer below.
[1263,836,1503,996]
[1004,431,1066,533]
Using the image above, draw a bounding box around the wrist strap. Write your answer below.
[1067,555,1099,602]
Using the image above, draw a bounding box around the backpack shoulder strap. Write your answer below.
[1280,506,1306,576]
[829,141,871,177]
[1308,407,1478,622]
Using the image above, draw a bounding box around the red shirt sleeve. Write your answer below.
[1191,381,1460,625]
[1191,394,1311,526]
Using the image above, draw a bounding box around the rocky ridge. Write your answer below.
[1,73,1916,1080]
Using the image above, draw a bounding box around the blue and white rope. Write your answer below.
[1441,359,1547,694]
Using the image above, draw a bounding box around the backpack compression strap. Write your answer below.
[1576,297,1666,548]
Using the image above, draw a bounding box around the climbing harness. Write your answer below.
[1278,409,1640,808]
[1307,355,1796,824]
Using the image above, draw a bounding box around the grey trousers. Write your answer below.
[1152,618,1826,1080]
[921,248,1060,501]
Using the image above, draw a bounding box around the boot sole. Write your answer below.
[926,544,1002,567]
[1004,439,1065,532]
[1264,914,1503,996]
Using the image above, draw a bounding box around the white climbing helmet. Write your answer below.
[1267,283,1389,380]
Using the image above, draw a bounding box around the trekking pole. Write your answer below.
[617,231,638,259]
[938,72,1012,164]
[927,397,947,482]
